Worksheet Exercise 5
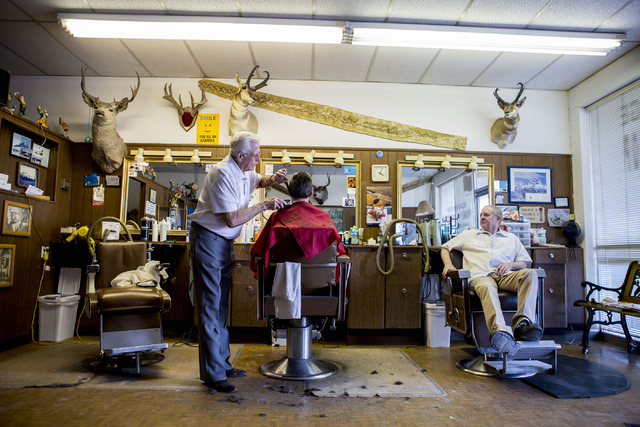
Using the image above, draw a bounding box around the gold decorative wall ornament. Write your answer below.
[199,79,466,151]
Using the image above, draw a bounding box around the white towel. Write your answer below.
[271,262,301,319]
[110,260,168,289]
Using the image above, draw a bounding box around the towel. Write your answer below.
[110,260,168,289]
[271,262,301,319]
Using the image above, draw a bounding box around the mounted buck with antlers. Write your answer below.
[163,83,207,132]
[229,65,269,136]
[490,83,526,149]
[313,174,331,205]
[81,67,140,173]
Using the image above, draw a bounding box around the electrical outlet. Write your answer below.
[41,246,50,259]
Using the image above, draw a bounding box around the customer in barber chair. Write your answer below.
[440,205,542,356]
[250,171,346,276]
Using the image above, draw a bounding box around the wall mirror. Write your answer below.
[260,160,361,232]
[397,160,493,237]
[120,157,221,235]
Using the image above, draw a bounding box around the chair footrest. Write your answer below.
[483,359,552,376]
[513,340,560,359]
[105,343,168,356]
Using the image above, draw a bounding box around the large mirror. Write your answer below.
[260,160,362,232]
[397,160,493,240]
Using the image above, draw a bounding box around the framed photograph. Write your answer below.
[508,166,553,204]
[149,188,157,204]
[11,132,31,158]
[555,197,569,208]
[31,144,50,168]
[2,201,32,237]
[17,162,39,188]
[0,244,16,288]
[496,204,520,221]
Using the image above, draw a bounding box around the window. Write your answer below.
[587,80,640,339]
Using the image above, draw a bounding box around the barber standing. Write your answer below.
[189,131,287,393]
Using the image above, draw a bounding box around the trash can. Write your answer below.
[38,267,82,342]
[424,302,451,347]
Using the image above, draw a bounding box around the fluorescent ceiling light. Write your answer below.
[58,14,624,55]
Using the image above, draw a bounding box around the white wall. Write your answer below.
[10,76,570,154]
[568,46,640,284]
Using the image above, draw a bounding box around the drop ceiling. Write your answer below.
[0,0,639,91]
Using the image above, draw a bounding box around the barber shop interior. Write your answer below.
[1,0,640,425]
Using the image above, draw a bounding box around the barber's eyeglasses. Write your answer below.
[245,151,261,161]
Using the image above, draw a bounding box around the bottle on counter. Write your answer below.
[151,219,159,242]
[350,226,359,245]
[344,230,350,246]
[140,216,150,241]
[160,219,168,242]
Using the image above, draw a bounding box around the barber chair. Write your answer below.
[256,236,349,380]
[85,217,171,374]
[443,249,559,378]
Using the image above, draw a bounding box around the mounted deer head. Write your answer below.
[81,67,140,173]
[490,83,526,149]
[313,174,331,205]
[163,83,207,132]
[228,65,269,136]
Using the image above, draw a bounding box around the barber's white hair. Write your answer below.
[484,204,503,219]
[230,131,260,157]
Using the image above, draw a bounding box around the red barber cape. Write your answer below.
[250,201,346,274]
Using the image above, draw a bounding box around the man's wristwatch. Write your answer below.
[269,175,275,183]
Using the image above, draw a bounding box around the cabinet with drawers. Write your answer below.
[230,243,267,327]
[531,247,567,329]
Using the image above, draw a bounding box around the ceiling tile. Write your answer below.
[163,0,239,16]
[239,0,312,19]
[251,42,312,80]
[314,44,376,81]
[596,0,640,42]
[315,0,390,22]
[367,46,438,83]
[422,49,500,86]
[527,0,630,31]
[0,44,45,76]
[11,0,90,21]
[459,0,549,28]
[472,52,560,88]
[0,0,34,20]
[123,39,203,78]
[84,0,165,14]
[387,0,469,24]
[187,40,255,79]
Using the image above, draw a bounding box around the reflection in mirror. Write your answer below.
[399,162,493,242]
[261,162,360,232]
[121,159,219,233]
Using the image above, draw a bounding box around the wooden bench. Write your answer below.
[573,260,640,354]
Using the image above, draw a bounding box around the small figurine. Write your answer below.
[14,92,26,117]
[59,117,69,137]
[36,105,49,128]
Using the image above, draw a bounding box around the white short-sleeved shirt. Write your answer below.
[188,155,261,240]
[442,229,531,281]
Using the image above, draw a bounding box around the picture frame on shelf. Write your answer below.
[0,244,16,288]
[508,166,553,204]
[2,200,32,237]
[31,144,50,168]
[17,162,38,188]
[149,188,157,204]
[554,197,569,208]
[10,132,31,159]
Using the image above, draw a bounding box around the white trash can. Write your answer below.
[424,302,451,347]
[38,294,81,342]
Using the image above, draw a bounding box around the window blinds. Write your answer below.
[588,80,640,339]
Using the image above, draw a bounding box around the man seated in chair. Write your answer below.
[440,205,542,356]
[250,171,346,279]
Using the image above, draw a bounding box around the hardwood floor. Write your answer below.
[0,335,638,426]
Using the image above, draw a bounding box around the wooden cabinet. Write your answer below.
[230,243,267,327]
[531,248,567,329]
[346,245,422,330]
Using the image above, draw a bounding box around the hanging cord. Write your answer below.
[375,218,430,276]
[30,255,53,345]
[85,107,93,143]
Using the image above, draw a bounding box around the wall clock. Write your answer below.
[371,164,389,182]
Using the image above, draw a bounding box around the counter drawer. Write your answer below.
[532,248,566,264]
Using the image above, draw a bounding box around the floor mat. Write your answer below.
[0,341,98,389]
[79,344,244,391]
[303,348,447,398]
[522,354,630,399]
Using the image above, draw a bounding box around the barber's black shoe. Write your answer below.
[226,368,246,378]
[490,331,521,356]
[514,320,543,341]
[204,380,237,393]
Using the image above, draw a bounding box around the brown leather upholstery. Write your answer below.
[97,287,165,312]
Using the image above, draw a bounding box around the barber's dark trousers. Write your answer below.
[190,224,235,383]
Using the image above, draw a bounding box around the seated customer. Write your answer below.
[440,205,543,356]
[250,171,346,275]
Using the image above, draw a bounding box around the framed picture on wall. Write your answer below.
[508,166,553,204]
[554,197,569,208]
[0,244,16,288]
[149,188,157,204]
[10,132,31,158]
[2,200,32,237]
[17,162,38,188]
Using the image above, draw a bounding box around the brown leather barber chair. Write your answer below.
[256,236,349,380]
[443,249,559,378]
[85,217,171,374]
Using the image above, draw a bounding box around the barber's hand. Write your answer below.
[441,264,456,279]
[494,263,515,276]
[262,197,287,211]
[271,169,288,184]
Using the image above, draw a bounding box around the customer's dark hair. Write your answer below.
[288,172,313,199]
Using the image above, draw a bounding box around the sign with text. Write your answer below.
[197,114,220,145]
[519,206,545,223]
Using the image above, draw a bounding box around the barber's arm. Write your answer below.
[257,168,288,189]
[221,197,285,228]
[494,261,529,276]
[440,248,457,279]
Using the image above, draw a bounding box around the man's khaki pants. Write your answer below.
[470,269,539,336]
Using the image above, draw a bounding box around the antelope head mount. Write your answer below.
[81,67,140,173]
[163,83,207,132]
[490,82,526,149]
[313,174,331,205]
[228,65,269,136]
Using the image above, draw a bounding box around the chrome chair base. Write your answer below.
[260,356,338,380]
